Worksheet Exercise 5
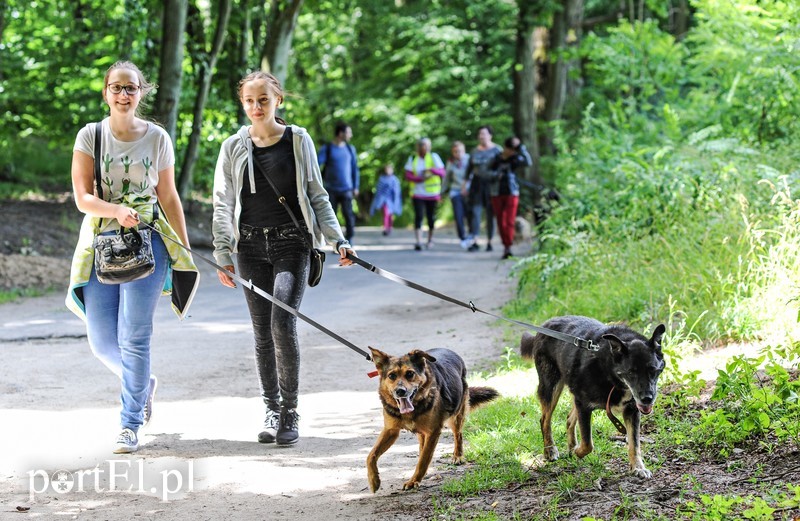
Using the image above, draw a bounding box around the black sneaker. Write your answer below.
[486,243,493,252]
[258,409,280,443]
[276,408,300,446]
[467,243,480,252]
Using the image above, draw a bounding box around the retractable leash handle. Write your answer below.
[345,252,599,351]
[138,222,373,363]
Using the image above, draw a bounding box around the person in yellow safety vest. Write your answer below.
[404,137,446,250]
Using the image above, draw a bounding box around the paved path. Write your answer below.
[0,226,526,519]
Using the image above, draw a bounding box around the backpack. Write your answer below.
[321,142,356,182]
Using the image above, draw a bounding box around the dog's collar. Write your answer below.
[606,386,628,435]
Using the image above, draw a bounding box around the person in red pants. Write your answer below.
[489,137,532,259]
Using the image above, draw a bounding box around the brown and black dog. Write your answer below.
[367,347,499,492]
[520,316,666,478]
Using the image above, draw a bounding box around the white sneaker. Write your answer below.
[258,409,280,443]
[113,428,139,454]
[143,375,157,426]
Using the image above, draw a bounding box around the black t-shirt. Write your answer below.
[240,127,303,228]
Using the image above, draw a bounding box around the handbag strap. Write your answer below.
[94,122,104,201]
[251,149,315,251]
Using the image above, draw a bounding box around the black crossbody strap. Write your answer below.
[250,148,315,251]
[94,122,103,200]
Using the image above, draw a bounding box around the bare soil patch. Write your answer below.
[0,195,212,291]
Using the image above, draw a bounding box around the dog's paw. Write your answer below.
[544,446,559,461]
[452,455,465,465]
[368,474,381,493]
[631,467,652,479]
[402,479,420,491]
[573,444,593,459]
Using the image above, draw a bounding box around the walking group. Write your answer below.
[63,59,530,456]
[337,125,533,260]
[434,128,532,260]
[66,61,355,454]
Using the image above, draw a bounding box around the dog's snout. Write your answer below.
[639,394,654,405]
[394,387,408,397]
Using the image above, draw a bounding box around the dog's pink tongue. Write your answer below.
[396,397,414,414]
[638,404,653,415]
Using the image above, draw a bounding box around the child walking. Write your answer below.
[369,164,402,235]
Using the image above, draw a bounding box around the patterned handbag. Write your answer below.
[91,122,156,284]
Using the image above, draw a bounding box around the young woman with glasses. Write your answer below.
[66,61,199,454]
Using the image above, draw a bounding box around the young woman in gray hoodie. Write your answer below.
[212,71,356,446]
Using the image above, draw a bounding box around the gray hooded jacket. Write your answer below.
[212,125,347,267]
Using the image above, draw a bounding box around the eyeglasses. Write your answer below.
[107,83,141,95]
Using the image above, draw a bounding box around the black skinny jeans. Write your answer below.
[237,223,310,412]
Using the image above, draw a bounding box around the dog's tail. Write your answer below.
[468,387,500,409]
[520,331,537,360]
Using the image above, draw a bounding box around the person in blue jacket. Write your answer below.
[318,122,359,243]
[369,164,402,235]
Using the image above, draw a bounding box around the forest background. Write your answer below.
[3,0,800,519]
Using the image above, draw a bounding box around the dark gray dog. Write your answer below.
[520,315,666,478]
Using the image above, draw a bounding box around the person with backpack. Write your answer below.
[318,122,359,243]
[488,136,532,259]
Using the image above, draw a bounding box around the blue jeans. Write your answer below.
[237,223,309,412]
[83,232,169,432]
[469,203,494,242]
[450,194,469,240]
[329,190,355,242]
[469,181,494,242]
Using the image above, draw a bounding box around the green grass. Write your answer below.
[425,339,800,520]
[0,287,49,304]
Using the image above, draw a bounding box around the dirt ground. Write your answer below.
[1,197,799,520]
[0,195,214,292]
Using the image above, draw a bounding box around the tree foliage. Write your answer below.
[2,2,799,343]
[0,0,523,203]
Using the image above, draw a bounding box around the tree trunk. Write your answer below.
[259,0,304,87]
[672,0,690,41]
[153,0,188,142]
[177,0,232,198]
[0,1,10,81]
[541,0,584,155]
[237,0,252,125]
[0,0,9,48]
[513,1,542,220]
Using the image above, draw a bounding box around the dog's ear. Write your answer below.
[603,334,627,357]
[408,349,436,369]
[650,324,666,352]
[369,347,390,372]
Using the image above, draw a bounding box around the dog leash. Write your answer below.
[139,222,372,362]
[345,253,599,351]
